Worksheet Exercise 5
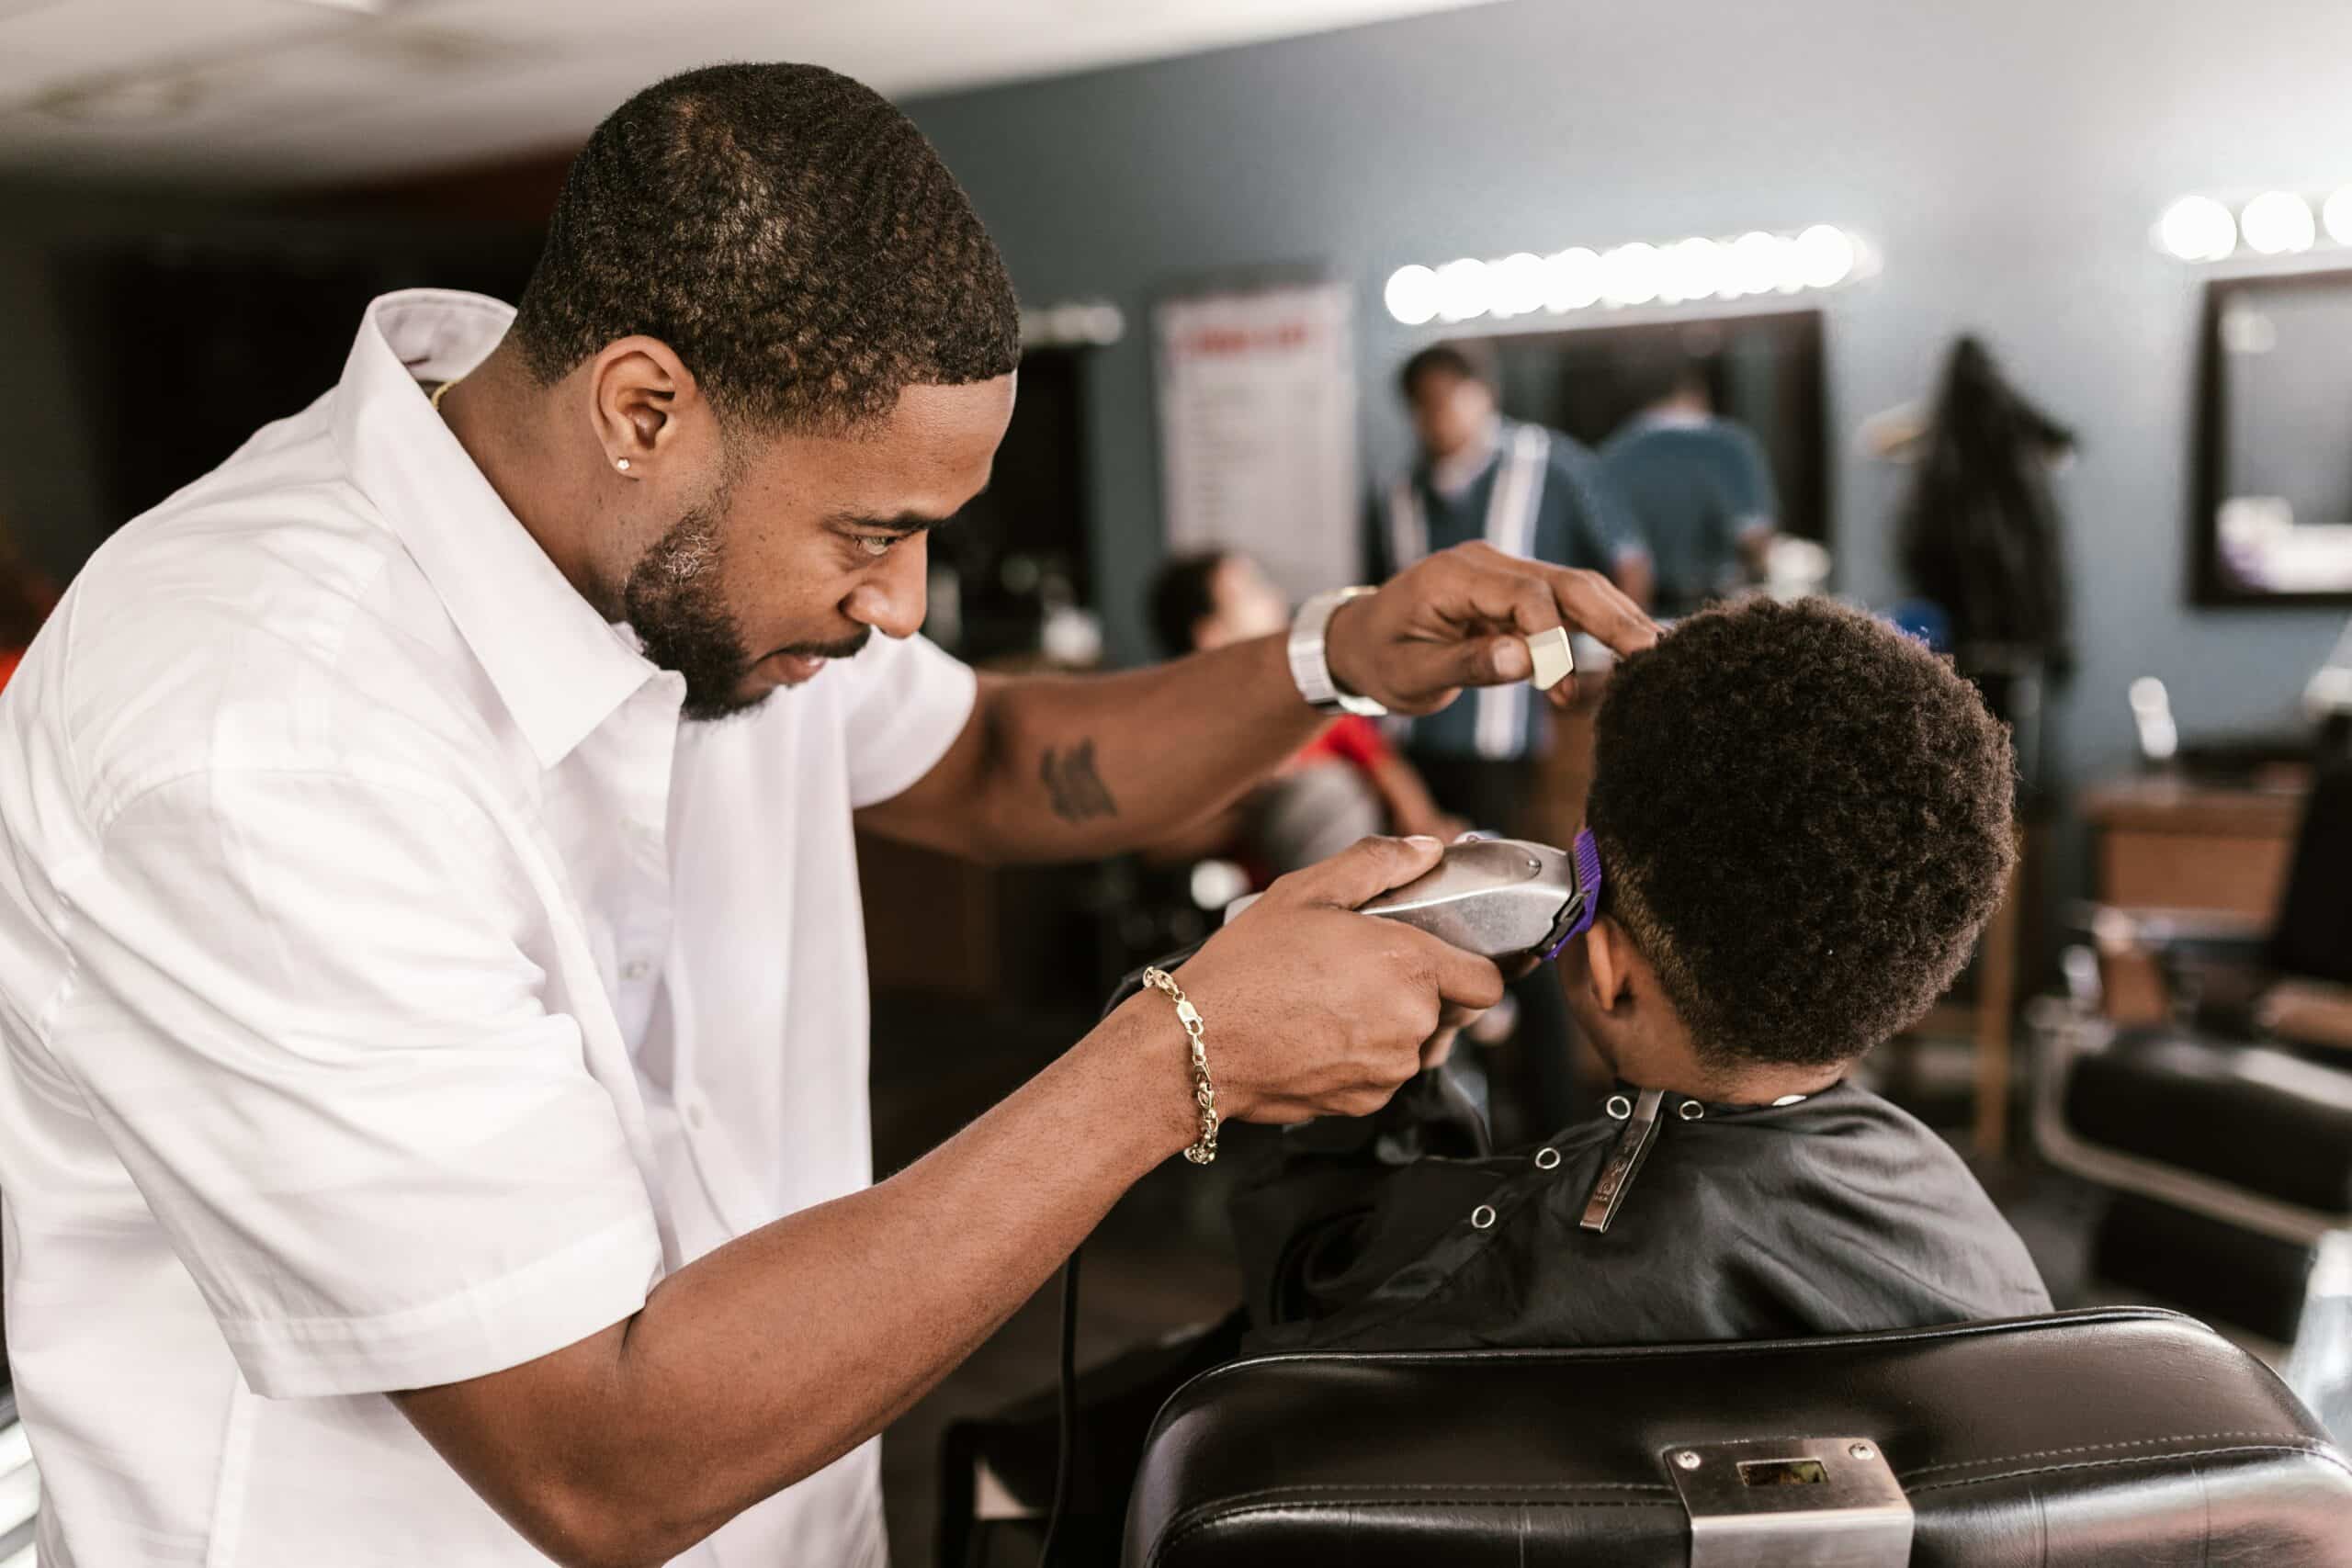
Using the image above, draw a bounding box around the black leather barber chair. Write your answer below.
[2036,761,2352,1357]
[947,1307,2351,1565]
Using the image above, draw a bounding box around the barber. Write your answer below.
[0,64,1654,1568]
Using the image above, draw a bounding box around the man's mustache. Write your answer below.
[763,627,873,663]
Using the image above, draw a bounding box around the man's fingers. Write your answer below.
[1435,998,1488,1031]
[1391,921,1507,1012]
[1407,550,1657,699]
[1445,542,1657,655]
[1273,833,1445,910]
[1382,632,1527,707]
[1434,556,1566,639]
[1531,560,1658,658]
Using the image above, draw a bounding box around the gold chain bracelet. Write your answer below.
[1140,966,1219,1165]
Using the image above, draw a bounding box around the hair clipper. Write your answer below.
[1228,832,1602,961]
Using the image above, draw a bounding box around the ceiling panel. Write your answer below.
[0,0,1502,186]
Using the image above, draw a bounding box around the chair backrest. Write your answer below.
[1125,1307,2352,1567]
[2274,760,2352,985]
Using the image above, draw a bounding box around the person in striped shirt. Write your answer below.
[1369,342,1651,1132]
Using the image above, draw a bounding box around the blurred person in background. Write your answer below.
[1600,351,1780,620]
[1147,550,1466,873]
[1373,343,1647,1133]
[1374,342,1652,824]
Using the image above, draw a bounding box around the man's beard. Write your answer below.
[622,506,870,723]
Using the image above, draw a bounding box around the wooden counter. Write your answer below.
[2081,774,2309,920]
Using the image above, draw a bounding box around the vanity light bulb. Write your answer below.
[2239,191,2313,256]
[1434,257,1492,322]
[1726,231,1783,297]
[2324,187,2352,248]
[1660,237,1725,304]
[1489,252,1549,318]
[1384,265,1442,325]
[1792,225,1857,289]
[2156,195,2237,262]
[1600,243,1663,308]
[1541,247,1604,312]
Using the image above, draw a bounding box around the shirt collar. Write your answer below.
[1632,408,1714,434]
[330,289,662,769]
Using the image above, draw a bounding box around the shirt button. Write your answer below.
[685,1102,707,1130]
[621,958,651,982]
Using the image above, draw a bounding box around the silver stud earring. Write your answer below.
[615,457,631,471]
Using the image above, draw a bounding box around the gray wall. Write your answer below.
[903,0,2352,792]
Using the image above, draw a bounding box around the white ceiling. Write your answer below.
[0,0,1499,186]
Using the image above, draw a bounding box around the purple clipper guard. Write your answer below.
[1537,828,1604,962]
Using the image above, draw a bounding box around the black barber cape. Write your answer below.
[1231,1069,2052,1353]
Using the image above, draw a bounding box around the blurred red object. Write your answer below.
[0,532,59,694]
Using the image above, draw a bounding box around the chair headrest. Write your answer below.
[1125,1307,2351,1567]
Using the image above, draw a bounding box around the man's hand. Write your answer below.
[1159,835,1504,1124]
[1326,541,1660,715]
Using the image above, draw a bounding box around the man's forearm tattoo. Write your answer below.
[1040,738,1118,824]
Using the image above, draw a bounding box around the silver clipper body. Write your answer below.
[1227,836,1589,962]
[1354,837,1586,960]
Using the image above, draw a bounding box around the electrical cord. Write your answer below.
[1042,945,1203,1565]
[1036,1247,1082,1567]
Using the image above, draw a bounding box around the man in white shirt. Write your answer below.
[0,63,1653,1568]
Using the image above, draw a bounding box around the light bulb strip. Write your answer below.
[1384,225,1864,327]
[2157,186,2352,264]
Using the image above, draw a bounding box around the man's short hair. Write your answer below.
[1397,340,1498,404]
[512,62,1021,434]
[1623,342,1709,411]
[1586,597,2016,1070]
[1147,551,1228,659]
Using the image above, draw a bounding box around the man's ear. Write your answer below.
[1578,916,1637,1014]
[585,336,707,474]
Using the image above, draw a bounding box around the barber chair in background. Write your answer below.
[2036,758,2352,1435]
[945,1308,2351,1565]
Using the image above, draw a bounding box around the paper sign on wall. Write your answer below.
[1154,278,1360,602]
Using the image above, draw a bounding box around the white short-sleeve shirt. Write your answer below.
[0,290,977,1566]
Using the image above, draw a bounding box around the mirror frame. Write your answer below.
[2193,266,2352,607]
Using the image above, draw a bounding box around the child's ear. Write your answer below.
[1579,917,1636,1013]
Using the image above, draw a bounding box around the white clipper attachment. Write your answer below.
[1525,626,1576,692]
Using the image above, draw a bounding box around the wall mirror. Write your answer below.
[2197,270,2352,604]
[1464,310,1829,546]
